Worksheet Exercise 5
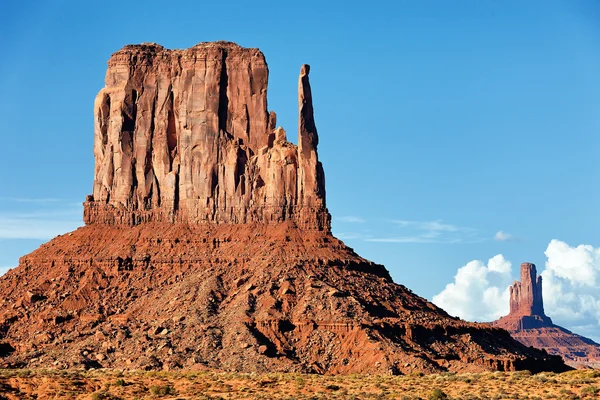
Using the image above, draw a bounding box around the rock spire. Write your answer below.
[297,64,326,209]
[496,262,552,330]
[494,262,600,368]
[509,263,547,318]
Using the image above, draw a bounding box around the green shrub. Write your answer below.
[581,385,599,396]
[429,388,448,400]
[90,391,110,400]
[149,385,176,396]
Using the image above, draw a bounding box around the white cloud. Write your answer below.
[335,232,363,240]
[494,231,514,242]
[367,219,481,244]
[0,208,82,240]
[544,239,600,287]
[367,236,441,243]
[487,255,512,274]
[432,240,600,342]
[393,220,462,232]
[0,197,61,204]
[0,201,83,269]
[432,255,512,322]
[335,216,366,223]
[541,240,600,340]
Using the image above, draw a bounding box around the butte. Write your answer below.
[494,262,600,368]
[0,42,567,374]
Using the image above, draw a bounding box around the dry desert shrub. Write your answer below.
[0,369,597,399]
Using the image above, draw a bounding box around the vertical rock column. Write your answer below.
[509,263,546,317]
[297,64,327,229]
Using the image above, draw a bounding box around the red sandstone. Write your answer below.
[0,42,568,374]
[494,263,600,368]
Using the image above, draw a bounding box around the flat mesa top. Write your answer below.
[113,41,259,59]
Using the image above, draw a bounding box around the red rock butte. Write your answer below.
[0,42,569,374]
[494,263,600,368]
[84,42,328,230]
[503,263,552,330]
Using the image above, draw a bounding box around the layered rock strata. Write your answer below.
[494,263,600,368]
[84,42,329,230]
[1,224,567,374]
[0,42,569,374]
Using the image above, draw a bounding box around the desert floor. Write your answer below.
[0,369,598,399]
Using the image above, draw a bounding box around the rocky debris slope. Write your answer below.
[494,263,600,368]
[0,224,565,374]
[0,42,568,374]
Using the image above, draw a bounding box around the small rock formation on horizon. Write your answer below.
[494,263,600,368]
[503,263,553,330]
[0,42,568,374]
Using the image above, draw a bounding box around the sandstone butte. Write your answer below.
[0,42,568,374]
[493,262,600,368]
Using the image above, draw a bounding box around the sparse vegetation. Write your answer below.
[581,385,599,397]
[90,391,112,400]
[0,368,597,399]
[429,388,448,399]
[149,384,176,396]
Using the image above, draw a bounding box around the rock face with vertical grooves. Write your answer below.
[297,64,326,212]
[503,263,552,330]
[0,42,569,375]
[84,42,329,230]
[494,263,600,368]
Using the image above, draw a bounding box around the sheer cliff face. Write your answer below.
[495,262,552,331]
[509,263,546,317]
[84,42,329,230]
[298,64,326,209]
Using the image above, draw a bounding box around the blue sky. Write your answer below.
[1,1,599,337]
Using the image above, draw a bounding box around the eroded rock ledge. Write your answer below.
[84,42,329,230]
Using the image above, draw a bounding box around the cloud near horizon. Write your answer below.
[366,219,481,244]
[0,197,62,204]
[335,216,366,223]
[0,204,83,240]
[392,220,461,232]
[541,240,600,337]
[432,240,600,342]
[432,255,512,322]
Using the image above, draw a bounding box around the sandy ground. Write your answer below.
[0,369,598,399]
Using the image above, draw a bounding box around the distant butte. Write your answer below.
[494,263,600,368]
[0,42,568,374]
